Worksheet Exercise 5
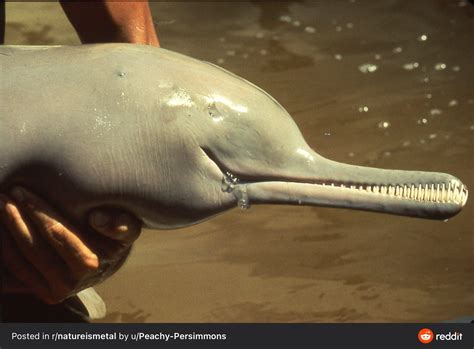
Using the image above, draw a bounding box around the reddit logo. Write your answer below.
[418,328,434,344]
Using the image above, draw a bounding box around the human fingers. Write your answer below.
[1,270,29,294]
[88,208,142,245]
[0,194,78,298]
[9,187,99,279]
[0,216,52,302]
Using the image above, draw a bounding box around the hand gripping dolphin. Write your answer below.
[0,44,468,230]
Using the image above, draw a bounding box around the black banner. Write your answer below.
[0,323,472,349]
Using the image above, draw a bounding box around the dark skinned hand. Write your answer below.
[0,187,142,304]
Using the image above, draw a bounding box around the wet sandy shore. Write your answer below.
[4,1,473,322]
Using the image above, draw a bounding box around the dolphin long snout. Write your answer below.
[215,151,468,220]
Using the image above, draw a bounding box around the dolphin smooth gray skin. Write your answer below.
[0,44,468,230]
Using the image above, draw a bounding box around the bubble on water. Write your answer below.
[358,106,369,112]
[279,15,292,23]
[260,49,268,56]
[334,54,343,60]
[118,72,126,77]
[451,65,461,72]
[448,99,458,107]
[346,23,354,29]
[335,26,342,32]
[378,121,390,129]
[304,26,316,33]
[358,63,378,73]
[255,32,264,39]
[293,20,301,27]
[383,151,391,157]
[403,62,419,70]
[348,152,355,157]
[429,133,437,139]
[374,54,382,60]
[393,46,403,54]
[418,34,428,42]
[226,50,236,56]
[430,108,442,116]
[417,118,428,125]
[217,58,225,64]
[434,63,447,70]
[422,77,430,83]
[324,131,332,136]
[426,93,432,99]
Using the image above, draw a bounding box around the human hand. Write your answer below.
[0,187,142,304]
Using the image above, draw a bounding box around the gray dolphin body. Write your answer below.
[0,44,468,229]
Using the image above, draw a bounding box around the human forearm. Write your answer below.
[60,1,159,46]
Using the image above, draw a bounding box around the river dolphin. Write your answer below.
[0,44,468,230]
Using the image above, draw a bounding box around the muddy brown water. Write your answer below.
[4,1,473,322]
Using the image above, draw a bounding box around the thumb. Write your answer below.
[88,209,142,244]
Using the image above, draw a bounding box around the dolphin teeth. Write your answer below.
[335,181,466,206]
[461,185,469,206]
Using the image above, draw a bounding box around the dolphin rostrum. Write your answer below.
[0,44,468,230]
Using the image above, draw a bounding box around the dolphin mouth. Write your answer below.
[201,147,468,220]
[242,179,468,220]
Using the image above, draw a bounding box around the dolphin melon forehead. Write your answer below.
[152,48,285,110]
